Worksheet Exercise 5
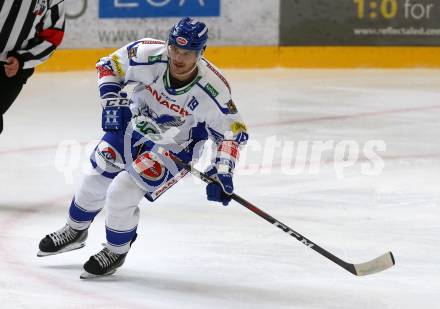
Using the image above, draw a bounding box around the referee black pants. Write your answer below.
[0,68,34,134]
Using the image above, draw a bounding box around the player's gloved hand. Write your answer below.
[205,164,233,206]
[101,92,132,132]
[171,148,193,165]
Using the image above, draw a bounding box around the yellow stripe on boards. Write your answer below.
[278,47,440,68]
[36,46,440,72]
[36,48,115,72]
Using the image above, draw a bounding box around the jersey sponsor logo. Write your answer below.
[231,121,247,135]
[148,55,162,63]
[204,83,219,98]
[227,99,238,114]
[94,142,123,172]
[159,91,177,103]
[111,54,125,77]
[134,152,165,181]
[99,147,117,162]
[203,60,231,93]
[176,37,188,46]
[146,84,191,117]
[135,120,159,135]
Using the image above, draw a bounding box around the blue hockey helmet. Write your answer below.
[168,17,208,52]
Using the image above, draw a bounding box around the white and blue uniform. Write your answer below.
[66,39,248,253]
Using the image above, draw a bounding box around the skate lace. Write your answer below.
[49,225,78,246]
[94,248,119,269]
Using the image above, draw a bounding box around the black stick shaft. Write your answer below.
[230,192,356,274]
[173,158,357,275]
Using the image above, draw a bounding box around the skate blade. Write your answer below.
[37,242,86,257]
[80,269,116,279]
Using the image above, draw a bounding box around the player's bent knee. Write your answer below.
[75,173,112,206]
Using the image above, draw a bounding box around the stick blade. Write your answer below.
[353,251,395,276]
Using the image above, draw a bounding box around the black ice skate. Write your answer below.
[80,247,127,279]
[37,225,88,257]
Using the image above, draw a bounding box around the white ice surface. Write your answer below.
[0,69,439,308]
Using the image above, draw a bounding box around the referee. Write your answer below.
[0,0,65,134]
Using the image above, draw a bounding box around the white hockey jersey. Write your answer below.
[96,39,248,158]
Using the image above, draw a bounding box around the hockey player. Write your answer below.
[37,17,249,278]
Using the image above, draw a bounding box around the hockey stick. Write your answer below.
[164,152,395,276]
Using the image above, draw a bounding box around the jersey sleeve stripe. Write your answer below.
[201,58,231,93]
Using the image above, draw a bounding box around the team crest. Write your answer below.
[128,46,138,59]
[134,152,165,181]
[33,0,47,15]
[227,100,238,114]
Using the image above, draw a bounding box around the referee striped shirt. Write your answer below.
[0,0,65,69]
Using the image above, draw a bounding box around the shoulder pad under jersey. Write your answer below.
[126,38,167,65]
[197,58,233,114]
[199,58,231,95]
